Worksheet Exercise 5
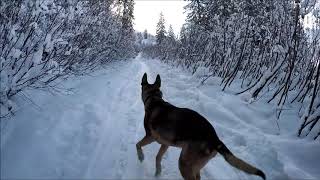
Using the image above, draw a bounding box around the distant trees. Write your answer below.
[0,0,136,118]
[141,0,320,140]
[142,13,179,62]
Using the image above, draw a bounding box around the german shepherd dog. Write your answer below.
[136,73,266,180]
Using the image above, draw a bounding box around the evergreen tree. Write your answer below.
[179,24,188,45]
[136,32,143,43]
[156,12,166,44]
[168,24,175,40]
[144,29,148,39]
[117,0,136,58]
[120,0,135,33]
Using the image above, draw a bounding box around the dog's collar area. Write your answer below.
[143,91,163,105]
[143,94,153,104]
[143,94,161,105]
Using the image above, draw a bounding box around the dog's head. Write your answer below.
[141,73,162,104]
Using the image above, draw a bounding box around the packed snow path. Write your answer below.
[1,56,319,179]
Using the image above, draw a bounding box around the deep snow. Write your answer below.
[1,55,319,179]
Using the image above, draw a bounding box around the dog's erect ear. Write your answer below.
[154,74,161,88]
[141,73,148,85]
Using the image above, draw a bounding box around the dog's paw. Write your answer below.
[155,168,161,177]
[137,150,144,162]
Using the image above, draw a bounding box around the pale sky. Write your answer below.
[134,0,188,36]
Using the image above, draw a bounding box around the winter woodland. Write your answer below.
[1,0,319,179]
[141,0,320,140]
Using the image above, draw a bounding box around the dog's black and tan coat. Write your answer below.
[136,73,266,180]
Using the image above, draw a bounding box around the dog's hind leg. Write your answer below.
[179,158,196,180]
[136,135,154,162]
[178,147,197,180]
[195,172,200,180]
[155,144,168,176]
[179,144,216,180]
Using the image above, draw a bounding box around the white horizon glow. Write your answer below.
[134,0,187,36]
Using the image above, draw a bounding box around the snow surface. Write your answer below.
[1,55,319,179]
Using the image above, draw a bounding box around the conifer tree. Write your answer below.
[144,29,148,39]
[156,12,166,44]
[168,25,175,40]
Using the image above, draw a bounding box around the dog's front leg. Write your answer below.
[136,135,154,162]
[155,144,168,176]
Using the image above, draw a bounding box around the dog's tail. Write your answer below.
[216,140,266,180]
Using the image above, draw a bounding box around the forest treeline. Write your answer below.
[141,0,320,140]
[0,0,136,117]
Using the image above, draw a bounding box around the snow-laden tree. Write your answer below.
[144,29,148,39]
[0,0,136,118]
[168,25,175,40]
[156,12,166,45]
[116,0,136,59]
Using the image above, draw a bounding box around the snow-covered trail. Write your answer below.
[1,56,319,179]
